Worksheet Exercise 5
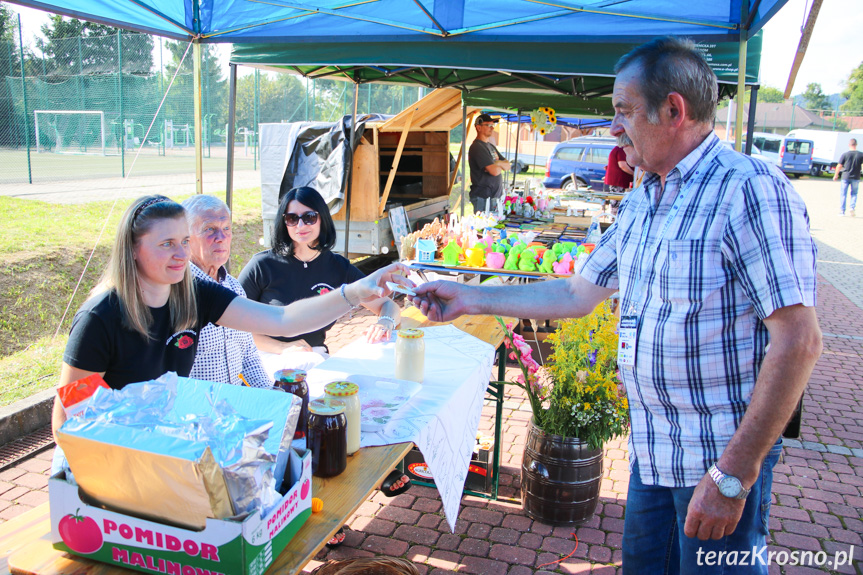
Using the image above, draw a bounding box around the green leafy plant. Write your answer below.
[497,300,629,449]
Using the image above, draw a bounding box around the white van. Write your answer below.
[750,132,783,165]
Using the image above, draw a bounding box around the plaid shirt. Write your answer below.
[189,264,272,389]
[581,133,817,487]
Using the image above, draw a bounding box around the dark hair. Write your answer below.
[272,186,337,257]
[614,36,718,125]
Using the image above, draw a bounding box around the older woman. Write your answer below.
[239,186,402,375]
[182,194,270,388]
[53,194,409,437]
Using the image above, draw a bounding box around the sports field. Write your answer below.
[0,146,258,186]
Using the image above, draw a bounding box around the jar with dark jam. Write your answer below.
[307,398,347,478]
[274,369,309,440]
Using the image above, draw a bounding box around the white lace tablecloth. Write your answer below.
[306,324,495,531]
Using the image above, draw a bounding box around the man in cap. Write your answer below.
[468,113,511,213]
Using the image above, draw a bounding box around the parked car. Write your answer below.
[543,137,617,191]
[785,129,850,176]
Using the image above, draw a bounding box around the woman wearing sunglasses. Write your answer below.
[239,186,402,375]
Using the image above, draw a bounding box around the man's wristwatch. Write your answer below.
[708,464,750,500]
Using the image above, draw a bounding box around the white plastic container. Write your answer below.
[324,381,361,455]
[395,328,425,384]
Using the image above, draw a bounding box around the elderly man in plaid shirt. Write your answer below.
[411,37,822,574]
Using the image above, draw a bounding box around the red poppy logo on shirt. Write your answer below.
[176,335,194,349]
[317,287,331,295]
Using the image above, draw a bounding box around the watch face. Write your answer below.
[719,476,742,498]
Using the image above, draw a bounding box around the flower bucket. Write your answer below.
[521,418,603,526]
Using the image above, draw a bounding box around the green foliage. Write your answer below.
[757,87,785,103]
[841,61,863,114]
[38,16,153,75]
[801,83,830,111]
[498,301,630,449]
[0,2,15,42]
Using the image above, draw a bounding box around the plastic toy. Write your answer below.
[518,248,538,271]
[553,252,573,274]
[465,246,485,267]
[539,251,557,274]
[486,252,505,269]
[441,240,463,266]
[504,249,520,270]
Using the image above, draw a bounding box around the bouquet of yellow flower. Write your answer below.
[497,300,629,450]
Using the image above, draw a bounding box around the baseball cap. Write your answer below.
[475,113,499,126]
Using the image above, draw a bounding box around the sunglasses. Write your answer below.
[284,211,319,227]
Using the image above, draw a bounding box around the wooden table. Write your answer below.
[2,312,508,575]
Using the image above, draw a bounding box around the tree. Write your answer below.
[37,15,153,76]
[0,2,16,43]
[801,82,830,111]
[162,41,227,143]
[841,61,863,114]
[757,86,785,103]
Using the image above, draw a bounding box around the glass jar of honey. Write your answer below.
[307,398,347,477]
[395,328,425,383]
[324,381,360,455]
[273,369,308,440]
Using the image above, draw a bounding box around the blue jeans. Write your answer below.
[622,441,782,575]
[839,179,858,213]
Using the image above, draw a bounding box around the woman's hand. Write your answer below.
[349,262,413,304]
[364,316,395,343]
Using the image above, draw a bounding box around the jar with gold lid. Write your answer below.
[395,328,425,383]
[307,398,347,477]
[273,369,308,440]
[324,381,360,455]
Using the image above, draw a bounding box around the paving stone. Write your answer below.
[489,527,520,544]
[13,491,48,507]
[826,444,853,455]
[587,545,612,563]
[780,519,830,538]
[417,514,442,529]
[459,556,509,574]
[435,533,461,552]
[360,535,408,556]
[501,514,532,531]
[459,507,503,526]
[851,448,863,459]
[771,532,823,552]
[377,505,421,524]
[393,525,441,546]
[457,538,490,557]
[466,522,491,539]
[518,532,542,549]
[488,543,536,565]
[507,566,535,575]
[427,550,461,571]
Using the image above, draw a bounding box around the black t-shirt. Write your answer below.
[839,150,863,180]
[63,279,238,390]
[468,139,505,200]
[238,249,364,349]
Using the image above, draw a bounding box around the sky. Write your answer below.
[8,0,863,96]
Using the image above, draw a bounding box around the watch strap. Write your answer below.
[708,463,750,500]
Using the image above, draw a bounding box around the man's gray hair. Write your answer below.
[614,36,718,125]
[181,194,231,229]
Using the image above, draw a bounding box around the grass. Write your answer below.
[0,187,268,408]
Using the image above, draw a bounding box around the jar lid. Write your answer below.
[274,368,306,383]
[398,328,424,339]
[324,381,359,397]
[309,398,345,415]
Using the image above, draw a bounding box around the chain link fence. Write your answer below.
[0,22,424,193]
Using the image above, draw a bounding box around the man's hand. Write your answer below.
[683,473,747,540]
[410,281,474,322]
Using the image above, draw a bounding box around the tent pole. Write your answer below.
[512,109,522,191]
[745,85,758,156]
[344,81,359,257]
[460,102,467,217]
[226,64,237,213]
[193,41,204,193]
[734,2,748,153]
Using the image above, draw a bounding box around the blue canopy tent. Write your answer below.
[7,0,787,216]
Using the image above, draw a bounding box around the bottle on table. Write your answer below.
[395,328,425,384]
[307,398,347,477]
[324,381,360,455]
[273,369,309,440]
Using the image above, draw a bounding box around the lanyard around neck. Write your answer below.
[624,142,721,315]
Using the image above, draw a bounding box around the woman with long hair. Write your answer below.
[53,194,409,436]
[239,186,402,374]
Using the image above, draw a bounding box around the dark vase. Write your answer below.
[521,418,604,526]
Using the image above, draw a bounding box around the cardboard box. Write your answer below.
[50,448,312,575]
[404,445,493,493]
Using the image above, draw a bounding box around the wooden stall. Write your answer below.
[330,88,479,255]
